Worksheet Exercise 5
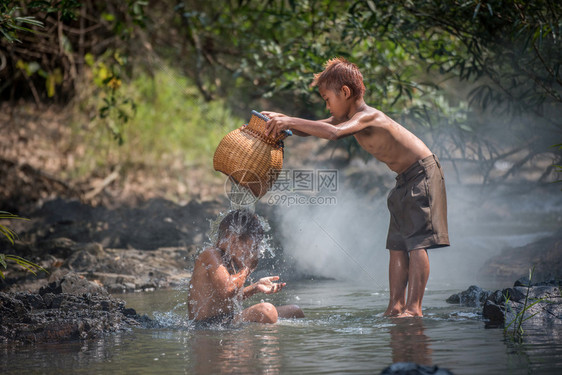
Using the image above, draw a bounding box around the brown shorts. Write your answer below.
[386,154,450,251]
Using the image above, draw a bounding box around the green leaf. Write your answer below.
[102,13,115,22]
[99,106,110,118]
[84,53,95,67]
[5,255,47,275]
[521,311,540,323]
[0,225,17,244]
[0,28,19,43]
[0,212,29,221]
[46,77,55,97]
[15,16,44,27]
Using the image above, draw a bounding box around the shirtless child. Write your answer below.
[264,57,450,317]
[188,209,304,325]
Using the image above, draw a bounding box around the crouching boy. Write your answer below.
[188,209,304,325]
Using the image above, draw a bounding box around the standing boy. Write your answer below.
[264,57,449,317]
[188,209,304,325]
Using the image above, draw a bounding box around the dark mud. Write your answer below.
[1,197,224,293]
[0,272,153,344]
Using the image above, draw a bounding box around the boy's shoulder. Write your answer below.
[195,246,223,265]
[357,105,381,119]
[350,105,385,128]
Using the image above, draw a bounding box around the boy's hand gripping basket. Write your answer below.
[213,110,291,198]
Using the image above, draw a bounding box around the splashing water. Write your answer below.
[206,180,274,258]
[205,208,274,259]
[159,181,280,326]
[225,179,258,211]
[152,301,192,329]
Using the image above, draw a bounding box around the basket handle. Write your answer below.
[252,110,293,136]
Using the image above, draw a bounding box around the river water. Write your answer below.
[2,183,561,374]
[1,279,561,375]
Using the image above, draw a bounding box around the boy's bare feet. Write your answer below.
[383,304,404,317]
[396,310,423,318]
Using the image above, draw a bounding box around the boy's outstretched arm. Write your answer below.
[263,111,372,140]
[261,111,310,137]
[242,276,286,300]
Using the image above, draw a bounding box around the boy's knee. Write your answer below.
[258,302,278,324]
[278,304,305,319]
[289,304,305,318]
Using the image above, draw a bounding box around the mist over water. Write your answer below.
[271,161,562,290]
[274,189,389,288]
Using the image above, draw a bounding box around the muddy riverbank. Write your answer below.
[0,272,153,344]
[1,197,225,293]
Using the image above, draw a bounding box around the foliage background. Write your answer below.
[1,0,561,209]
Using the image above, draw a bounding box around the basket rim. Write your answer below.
[250,109,293,137]
[251,109,270,122]
[240,126,284,148]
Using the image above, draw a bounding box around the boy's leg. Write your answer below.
[400,249,429,317]
[276,304,305,319]
[238,302,278,324]
[384,250,409,316]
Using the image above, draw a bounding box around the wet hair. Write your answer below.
[311,57,365,98]
[218,209,264,243]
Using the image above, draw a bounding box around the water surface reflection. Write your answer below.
[389,318,432,365]
[186,327,281,374]
[2,282,562,375]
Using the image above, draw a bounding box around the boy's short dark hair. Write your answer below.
[218,209,264,243]
[312,57,365,98]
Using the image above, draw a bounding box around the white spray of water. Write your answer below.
[271,160,562,290]
[206,183,274,259]
[273,187,389,288]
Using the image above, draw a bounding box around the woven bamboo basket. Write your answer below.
[213,110,291,198]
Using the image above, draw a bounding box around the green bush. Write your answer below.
[0,211,46,279]
[70,66,243,181]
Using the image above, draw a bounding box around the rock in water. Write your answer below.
[479,279,562,333]
[482,300,505,325]
[380,362,454,375]
[445,285,491,307]
[39,271,107,296]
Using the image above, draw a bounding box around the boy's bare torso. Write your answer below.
[264,104,432,174]
[188,247,237,320]
[340,107,432,174]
